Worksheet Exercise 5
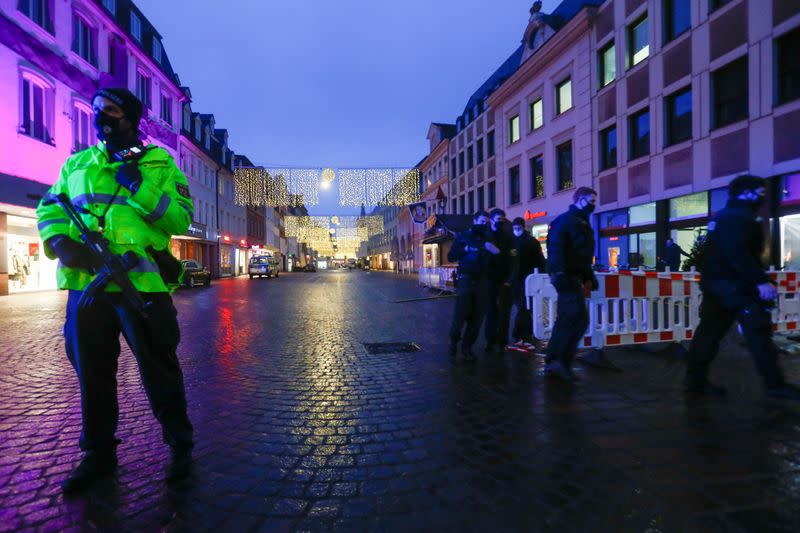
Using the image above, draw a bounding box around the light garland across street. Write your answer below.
[233,167,420,207]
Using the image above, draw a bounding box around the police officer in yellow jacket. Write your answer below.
[37,88,194,493]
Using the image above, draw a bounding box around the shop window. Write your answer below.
[529,98,543,130]
[783,173,800,204]
[487,130,496,157]
[72,12,97,66]
[712,56,748,129]
[628,15,649,68]
[509,165,521,205]
[556,141,573,191]
[72,102,93,152]
[530,155,544,199]
[629,202,656,225]
[488,181,496,208]
[600,208,628,229]
[782,214,800,270]
[665,86,692,145]
[18,0,54,33]
[628,108,650,160]
[599,42,616,88]
[556,79,572,114]
[509,114,520,144]
[670,191,708,219]
[664,0,691,44]
[600,126,617,170]
[775,27,800,106]
[477,138,484,164]
[20,72,54,144]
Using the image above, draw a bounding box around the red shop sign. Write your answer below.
[524,210,547,221]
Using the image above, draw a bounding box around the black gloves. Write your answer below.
[550,273,573,292]
[48,235,102,270]
[114,163,142,192]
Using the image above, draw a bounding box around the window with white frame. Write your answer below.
[18,0,54,33]
[102,0,116,14]
[556,78,573,114]
[19,72,54,144]
[160,93,172,125]
[182,106,191,131]
[72,12,97,66]
[135,70,151,108]
[130,12,141,42]
[152,37,162,64]
[72,101,94,152]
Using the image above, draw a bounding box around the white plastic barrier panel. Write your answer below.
[769,270,800,333]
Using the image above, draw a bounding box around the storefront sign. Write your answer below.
[28,242,39,259]
[524,210,547,221]
[187,222,206,239]
[408,202,428,224]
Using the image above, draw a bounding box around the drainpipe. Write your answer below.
[215,165,221,278]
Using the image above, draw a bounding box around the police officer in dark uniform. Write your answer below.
[507,217,546,350]
[449,211,500,360]
[544,187,598,383]
[686,175,800,400]
[484,208,513,353]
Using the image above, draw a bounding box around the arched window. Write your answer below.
[19,69,54,144]
[72,99,94,152]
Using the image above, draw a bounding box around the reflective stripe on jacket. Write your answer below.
[36,142,193,293]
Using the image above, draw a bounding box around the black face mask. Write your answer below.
[748,196,766,211]
[580,203,596,215]
[94,111,127,144]
[472,224,487,235]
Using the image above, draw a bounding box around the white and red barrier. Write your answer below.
[528,269,800,352]
[418,266,458,293]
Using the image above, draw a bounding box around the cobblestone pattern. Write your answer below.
[1,270,800,532]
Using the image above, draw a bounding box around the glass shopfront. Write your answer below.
[780,173,800,270]
[597,202,656,269]
[6,215,58,293]
[220,244,233,276]
[530,224,548,258]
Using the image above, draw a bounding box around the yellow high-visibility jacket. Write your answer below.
[36,142,193,293]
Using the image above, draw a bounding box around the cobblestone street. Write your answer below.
[2,271,800,532]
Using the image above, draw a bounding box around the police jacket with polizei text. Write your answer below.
[448,227,494,278]
[508,233,546,283]
[546,205,595,281]
[702,198,769,286]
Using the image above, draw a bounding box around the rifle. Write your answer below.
[42,192,152,317]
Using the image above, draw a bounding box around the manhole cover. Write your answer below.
[363,342,422,354]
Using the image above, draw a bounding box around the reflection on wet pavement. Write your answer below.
[1,270,799,531]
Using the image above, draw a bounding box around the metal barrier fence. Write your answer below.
[418,266,458,293]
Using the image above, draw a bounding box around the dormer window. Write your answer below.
[152,37,162,64]
[194,118,201,140]
[130,12,141,42]
[204,128,210,150]
[528,30,537,49]
[102,0,116,15]
[182,106,191,131]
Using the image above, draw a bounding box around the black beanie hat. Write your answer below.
[512,217,525,226]
[93,88,143,128]
[728,174,766,198]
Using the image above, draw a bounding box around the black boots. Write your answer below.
[167,446,193,481]
[684,379,728,397]
[61,449,118,494]
[544,361,579,383]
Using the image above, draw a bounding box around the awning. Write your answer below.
[421,214,473,245]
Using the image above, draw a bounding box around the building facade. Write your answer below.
[0,0,185,295]
[489,1,600,249]
[587,0,800,270]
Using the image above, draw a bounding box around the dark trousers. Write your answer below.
[687,290,785,388]
[485,281,512,347]
[511,280,532,341]
[64,290,194,452]
[545,287,589,366]
[450,277,489,348]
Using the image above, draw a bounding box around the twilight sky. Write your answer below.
[135,0,560,214]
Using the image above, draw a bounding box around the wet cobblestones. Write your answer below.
[1,270,800,531]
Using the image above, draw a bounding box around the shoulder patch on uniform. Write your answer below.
[176,183,191,198]
[707,221,716,232]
